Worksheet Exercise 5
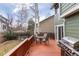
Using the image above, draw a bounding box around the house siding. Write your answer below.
[0,15,8,33]
[55,19,64,25]
[52,3,79,40]
[39,16,54,33]
[0,15,8,43]
[60,3,77,15]
[65,13,79,39]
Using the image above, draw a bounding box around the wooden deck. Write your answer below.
[26,39,61,56]
[5,36,61,56]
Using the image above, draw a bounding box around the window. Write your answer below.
[2,24,6,30]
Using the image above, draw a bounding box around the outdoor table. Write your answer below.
[37,36,44,43]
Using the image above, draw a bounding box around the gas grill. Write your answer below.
[59,37,79,56]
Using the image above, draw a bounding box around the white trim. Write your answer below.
[60,4,79,18]
[56,23,65,42]
[56,24,64,27]
[63,18,65,37]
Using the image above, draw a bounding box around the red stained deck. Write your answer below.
[26,39,61,56]
[5,36,61,56]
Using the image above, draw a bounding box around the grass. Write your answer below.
[0,40,22,56]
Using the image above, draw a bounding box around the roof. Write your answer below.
[0,15,8,24]
[40,15,54,24]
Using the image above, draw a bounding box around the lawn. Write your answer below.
[0,40,22,56]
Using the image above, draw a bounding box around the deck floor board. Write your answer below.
[25,39,61,56]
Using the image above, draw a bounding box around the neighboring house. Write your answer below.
[0,15,8,33]
[52,3,79,41]
[39,15,54,33]
[0,15,9,42]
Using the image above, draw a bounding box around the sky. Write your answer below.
[0,3,54,26]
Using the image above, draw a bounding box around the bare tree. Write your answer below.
[16,4,28,31]
[6,13,13,31]
[27,18,35,35]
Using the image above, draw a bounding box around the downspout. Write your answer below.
[54,9,56,39]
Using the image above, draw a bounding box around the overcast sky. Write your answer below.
[0,3,54,26]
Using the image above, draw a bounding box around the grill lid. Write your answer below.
[62,37,79,44]
[62,37,79,48]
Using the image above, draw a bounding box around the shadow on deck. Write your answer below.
[5,35,61,56]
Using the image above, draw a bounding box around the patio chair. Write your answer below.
[42,33,49,45]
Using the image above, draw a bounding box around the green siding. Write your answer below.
[55,19,64,25]
[60,3,76,15]
[65,13,79,39]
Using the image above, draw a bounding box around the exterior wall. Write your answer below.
[65,12,79,39]
[0,22,5,43]
[53,4,65,40]
[0,16,8,42]
[60,3,79,39]
[0,21,2,32]
[54,3,79,40]
[0,16,8,33]
[0,21,5,32]
[60,3,77,15]
[39,16,54,33]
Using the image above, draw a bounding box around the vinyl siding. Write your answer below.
[39,16,54,33]
[65,13,79,39]
[60,3,77,15]
[55,19,64,25]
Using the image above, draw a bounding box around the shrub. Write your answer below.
[26,31,32,37]
[3,31,17,40]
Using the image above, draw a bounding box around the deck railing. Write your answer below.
[4,35,34,56]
